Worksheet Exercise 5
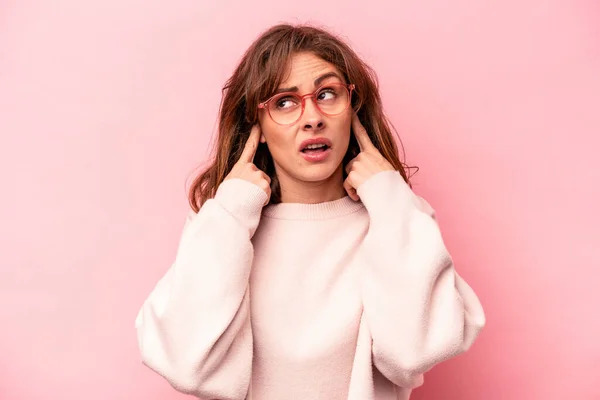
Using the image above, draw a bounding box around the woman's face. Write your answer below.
[258,52,353,191]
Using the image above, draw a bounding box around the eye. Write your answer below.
[274,96,299,110]
[317,88,337,101]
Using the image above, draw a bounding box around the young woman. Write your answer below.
[135,23,486,400]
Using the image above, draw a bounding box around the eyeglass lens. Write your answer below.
[267,84,350,125]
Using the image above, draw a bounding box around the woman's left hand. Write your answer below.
[344,114,395,201]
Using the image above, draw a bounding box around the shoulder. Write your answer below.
[179,209,198,233]
[414,195,437,220]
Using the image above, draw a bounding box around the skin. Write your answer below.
[257,52,352,204]
[226,52,394,204]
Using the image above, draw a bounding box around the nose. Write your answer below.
[301,98,324,131]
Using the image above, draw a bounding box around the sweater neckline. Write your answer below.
[262,195,365,220]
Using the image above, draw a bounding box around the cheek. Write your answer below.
[343,111,353,131]
[337,114,353,146]
[269,135,296,157]
[258,115,277,146]
[258,123,294,158]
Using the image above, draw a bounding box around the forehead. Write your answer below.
[279,52,342,88]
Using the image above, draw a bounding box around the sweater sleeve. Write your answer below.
[135,179,268,400]
[356,170,486,389]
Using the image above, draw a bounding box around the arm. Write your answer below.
[135,179,267,400]
[357,170,486,389]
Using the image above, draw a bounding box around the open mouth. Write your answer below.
[301,143,330,153]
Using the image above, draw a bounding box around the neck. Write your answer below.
[276,165,347,204]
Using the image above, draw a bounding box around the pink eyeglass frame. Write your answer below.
[257,83,356,126]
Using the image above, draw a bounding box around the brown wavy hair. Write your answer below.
[188,23,417,212]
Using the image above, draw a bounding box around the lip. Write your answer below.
[301,147,332,162]
[298,137,333,163]
[298,137,333,152]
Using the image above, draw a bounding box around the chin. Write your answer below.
[294,162,342,183]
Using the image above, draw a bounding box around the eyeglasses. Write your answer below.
[258,82,355,126]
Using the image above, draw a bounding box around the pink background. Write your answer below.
[1,0,599,399]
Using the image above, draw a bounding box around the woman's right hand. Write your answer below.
[224,124,272,205]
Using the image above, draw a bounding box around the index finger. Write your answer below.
[239,124,261,163]
[352,113,375,152]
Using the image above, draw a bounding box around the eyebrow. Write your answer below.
[274,72,344,94]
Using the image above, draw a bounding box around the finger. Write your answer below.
[343,178,360,201]
[345,158,356,175]
[262,186,272,206]
[240,125,261,163]
[261,171,271,184]
[352,113,375,152]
